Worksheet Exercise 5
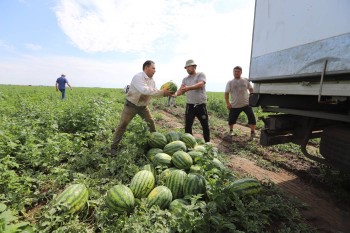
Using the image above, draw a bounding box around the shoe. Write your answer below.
[250,132,256,141]
[230,131,234,136]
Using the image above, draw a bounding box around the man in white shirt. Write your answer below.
[111,60,173,155]
[225,66,256,140]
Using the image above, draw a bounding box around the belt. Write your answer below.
[125,99,146,108]
[187,103,206,108]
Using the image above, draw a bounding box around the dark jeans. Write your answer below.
[185,103,210,142]
[228,105,256,125]
[59,89,66,99]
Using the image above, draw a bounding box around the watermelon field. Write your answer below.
[1,84,349,233]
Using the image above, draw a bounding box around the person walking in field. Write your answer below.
[111,60,173,155]
[225,66,256,140]
[174,59,210,142]
[56,74,72,100]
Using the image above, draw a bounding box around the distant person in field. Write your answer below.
[56,74,72,100]
[225,66,256,140]
[174,59,210,142]
[124,84,130,94]
[111,60,173,155]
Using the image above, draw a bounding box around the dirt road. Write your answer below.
[159,108,350,233]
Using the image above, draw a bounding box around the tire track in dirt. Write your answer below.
[227,156,350,233]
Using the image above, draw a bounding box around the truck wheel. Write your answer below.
[320,125,350,171]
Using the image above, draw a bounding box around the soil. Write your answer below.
[156,107,350,233]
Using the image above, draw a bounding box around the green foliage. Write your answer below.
[0,85,326,232]
[0,203,33,233]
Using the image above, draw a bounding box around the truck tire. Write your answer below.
[320,125,350,171]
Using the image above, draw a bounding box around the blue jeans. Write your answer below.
[59,89,66,99]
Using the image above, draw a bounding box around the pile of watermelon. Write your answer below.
[47,131,262,217]
[104,131,262,213]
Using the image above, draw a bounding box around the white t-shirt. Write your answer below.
[225,77,252,108]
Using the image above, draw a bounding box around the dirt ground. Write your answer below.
[157,107,350,233]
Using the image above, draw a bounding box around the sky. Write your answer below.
[0,0,255,92]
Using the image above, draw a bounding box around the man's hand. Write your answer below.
[163,89,174,97]
[226,103,231,110]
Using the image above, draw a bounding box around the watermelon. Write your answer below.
[148,132,167,149]
[147,148,163,162]
[212,158,226,170]
[160,81,178,92]
[106,185,134,213]
[169,198,190,212]
[129,170,155,198]
[189,165,201,173]
[165,169,187,199]
[166,131,180,143]
[158,167,177,184]
[181,133,197,149]
[153,153,172,167]
[147,186,173,209]
[53,183,88,214]
[163,140,187,156]
[183,173,206,197]
[142,164,156,177]
[226,178,262,196]
[187,151,204,161]
[193,145,207,154]
[172,151,193,170]
[196,138,206,145]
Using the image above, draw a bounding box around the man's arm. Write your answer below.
[181,80,205,93]
[56,82,58,92]
[224,92,231,109]
[67,83,72,90]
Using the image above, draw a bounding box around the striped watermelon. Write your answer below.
[53,183,88,214]
[147,148,163,162]
[163,140,187,156]
[106,184,135,213]
[189,165,201,173]
[158,167,177,184]
[166,131,180,143]
[226,178,262,196]
[160,81,178,92]
[172,151,193,170]
[195,138,206,145]
[183,173,206,197]
[193,145,207,154]
[165,169,187,199]
[169,198,190,212]
[153,153,172,167]
[148,132,167,149]
[147,186,173,209]
[129,170,155,198]
[181,133,197,149]
[188,151,204,161]
[212,158,226,170]
[142,164,156,177]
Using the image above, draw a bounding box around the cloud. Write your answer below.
[0,55,137,88]
[52,0,255,91]
[25,43,42,51]
[0,40,15,52]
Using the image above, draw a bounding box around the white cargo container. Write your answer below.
[249,0,350,170]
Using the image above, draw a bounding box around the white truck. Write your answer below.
[249,0,350,170]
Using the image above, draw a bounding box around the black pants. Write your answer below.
[185,104,210,142]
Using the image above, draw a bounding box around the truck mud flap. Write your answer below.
[320,125,350,171]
